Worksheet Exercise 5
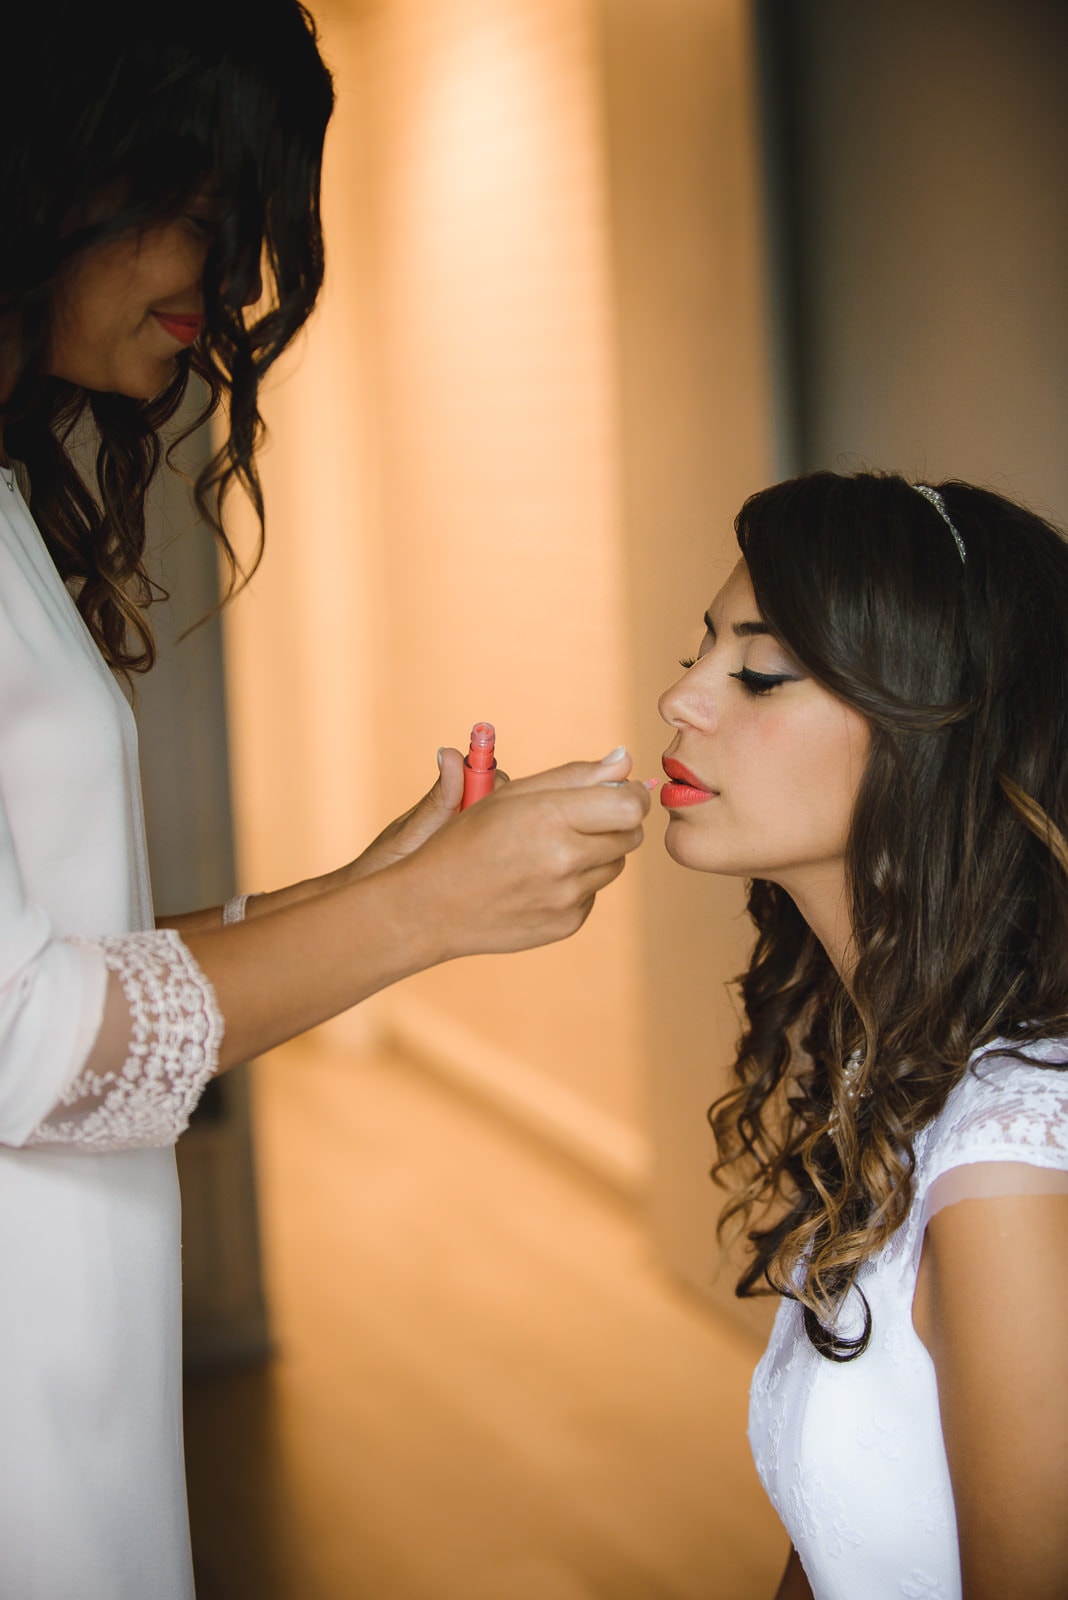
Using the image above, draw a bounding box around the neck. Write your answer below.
[775,866,858,991]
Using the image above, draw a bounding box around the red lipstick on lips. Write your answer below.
[660,755,717,808]
[153,312,204,347]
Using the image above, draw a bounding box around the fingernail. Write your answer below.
[436,748,444,770]
[642,778,660,790]
[600,780,627,787]
[598,745,627,766]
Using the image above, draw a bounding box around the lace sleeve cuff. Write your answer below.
[27,929,223,1152]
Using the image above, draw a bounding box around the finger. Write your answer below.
[543,781,652,833]
[569,827,645,872]
[435,746,465,812]
[537,828,644,888]
[503,746,634,795]
[531,860,627,944]
[566,853,629,901]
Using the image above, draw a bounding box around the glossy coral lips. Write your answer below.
[153,312,204,347]
[660,755,717,808]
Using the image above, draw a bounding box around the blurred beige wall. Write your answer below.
[222,0,774,1329]
[219,0,1067,1336]
[788,0,1068,526]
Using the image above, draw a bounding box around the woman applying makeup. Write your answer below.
[658,471,1067,1600]
[0,4,648,1593]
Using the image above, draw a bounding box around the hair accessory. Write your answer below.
[828,1046,866,1136]
[914,483,966,563]
[222,893,252,925]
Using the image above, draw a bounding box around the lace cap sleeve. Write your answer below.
[918,1045,1068,1218]
[27,929,223,1151]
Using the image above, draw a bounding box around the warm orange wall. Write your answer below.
[226,0,648,1148]
[355,0,652,1168]
[222,1,387,1038]
[222,2,775,1308]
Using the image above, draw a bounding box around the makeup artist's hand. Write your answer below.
[173,750,646,1074]
[394,746,650,957]
[342,747,501,881]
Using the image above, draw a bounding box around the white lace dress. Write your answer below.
[748,1042,1068,1600]
[0,478,222,1598]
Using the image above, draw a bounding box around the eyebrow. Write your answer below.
[703,610,770,639]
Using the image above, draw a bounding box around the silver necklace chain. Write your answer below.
[0,463,15,493]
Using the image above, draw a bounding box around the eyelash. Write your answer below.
[185,214,220,239]
[677,658,792,696]
[730,669,793,695]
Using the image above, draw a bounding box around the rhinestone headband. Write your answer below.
[914,483,966,563]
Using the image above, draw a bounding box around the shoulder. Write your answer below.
[918,1038,1068,1190]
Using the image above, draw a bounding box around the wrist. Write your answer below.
[376,850,459,971]
[222,892,255,925]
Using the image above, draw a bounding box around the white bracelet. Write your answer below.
[222,893,253,925]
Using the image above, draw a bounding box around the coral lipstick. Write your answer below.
[460,722,496,809]
[153,312,204,346]
[661,754,716,808]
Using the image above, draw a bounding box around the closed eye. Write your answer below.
[187,214,219,237]
[729,668,796,695]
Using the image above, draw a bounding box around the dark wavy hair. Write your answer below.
[0,0,334,671]
[710,471,1068,1358]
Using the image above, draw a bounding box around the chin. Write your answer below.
[663,818,769,882]
[124,361,181,402]
[663,819,730,875]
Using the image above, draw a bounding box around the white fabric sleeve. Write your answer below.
[925,1159,1068,1222]
[25,930,223,1152]
[0,769,117,1143]
[918,1050,1068,1234]
[0,902,111,1144]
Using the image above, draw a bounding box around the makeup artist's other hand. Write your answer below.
[400,747,650,958]
[343,746,507,880]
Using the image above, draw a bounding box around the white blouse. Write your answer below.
[749,1043,1068,1600]
[0,475,222,1598]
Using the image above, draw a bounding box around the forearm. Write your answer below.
[31,752,647,1146]
[182,858,446,1071]
[157,866,344,936]
[27,858,446,1148]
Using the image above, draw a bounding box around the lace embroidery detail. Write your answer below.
[749,1298,807,1509]
[881,1311,928,1376]
[857,1410,904,1460]
[28,930,222,1151]
[785,1464,865,1560]
[925,1047,1068,1173]
[900,1570,950,1599]
[910,1486,952,1536]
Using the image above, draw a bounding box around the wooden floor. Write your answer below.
[183,1038,786,1600]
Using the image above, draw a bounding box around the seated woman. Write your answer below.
[657,471,1068,1600]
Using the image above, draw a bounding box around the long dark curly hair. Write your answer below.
[0,0,334,672]
[711,471,1068,1358]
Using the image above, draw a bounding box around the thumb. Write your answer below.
[434,746,465,813]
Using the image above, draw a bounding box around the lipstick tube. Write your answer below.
[460,722,497,809]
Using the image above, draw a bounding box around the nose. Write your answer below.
[658,664,717,732]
